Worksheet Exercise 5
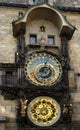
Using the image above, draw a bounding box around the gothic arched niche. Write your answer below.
[12,3,75,40]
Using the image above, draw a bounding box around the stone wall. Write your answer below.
[0,7,26,63]
[0,0,80,7]
[0,93,17,121]
[63,11,80,122]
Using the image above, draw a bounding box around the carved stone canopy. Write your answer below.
[12,3,76,40]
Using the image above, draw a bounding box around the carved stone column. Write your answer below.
[16,31,25,86]
[17,31,25,54]
[61,36,68,58]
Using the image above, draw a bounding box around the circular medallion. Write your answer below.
[27,96,61,127]
[24,52,62,86]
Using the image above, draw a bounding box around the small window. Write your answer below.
[33,0,35,2]
[6,71,13,85]
[48,36,55,45]
[30,35,37,44]
[33,0,44,4]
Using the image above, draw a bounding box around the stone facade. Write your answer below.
[0,0,80,7]
[0,7,26,63]
[0,2,80,129]
[65,12,80,121]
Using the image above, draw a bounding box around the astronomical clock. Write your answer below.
[24,51,63,127]
[24,51,62,87]
[21,49,70,128]
[11,3,75,130]
[14,25,72,130]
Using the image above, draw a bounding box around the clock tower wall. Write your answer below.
[0,3,80,127]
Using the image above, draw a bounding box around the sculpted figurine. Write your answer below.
[20,99,28,117]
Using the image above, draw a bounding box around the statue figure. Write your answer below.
[20,99,28,117]
[16,94,28,128]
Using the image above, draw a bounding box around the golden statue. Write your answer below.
[20,99,28,117]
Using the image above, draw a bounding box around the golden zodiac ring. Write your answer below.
[27,96,61,127]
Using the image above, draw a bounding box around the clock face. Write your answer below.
[24,52,62,86]
[27,96,61,127]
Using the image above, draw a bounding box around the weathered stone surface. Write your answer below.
[68,70,76,90]
[0,7,26,63]
[0,94,17,119]
[65,12,80,74]
[71,92,80,103]
[0,0,79,7]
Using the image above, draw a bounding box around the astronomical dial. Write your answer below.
[24,52,62,86]
[27,96,61,127]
